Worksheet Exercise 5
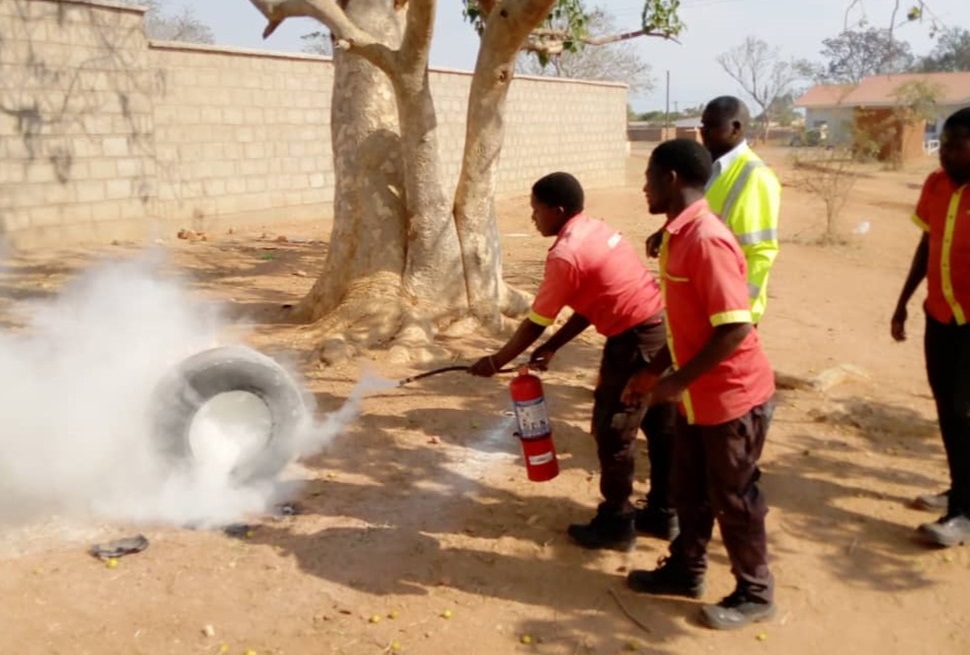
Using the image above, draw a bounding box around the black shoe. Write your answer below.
[567,513,635,552]
[634,506,680,540]
[700,590,776,630]
[913,489,950,512]
[917,513,970,547]
[626,557,705,598]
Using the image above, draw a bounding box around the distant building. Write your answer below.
[795,72,970,161]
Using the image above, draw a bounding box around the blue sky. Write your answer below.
[187,0,967,111]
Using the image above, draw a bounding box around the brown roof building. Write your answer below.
[795,72,970,161]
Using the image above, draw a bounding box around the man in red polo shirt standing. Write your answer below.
[891,107,970,547]
[468,171,679,551]
[622,139,777,630]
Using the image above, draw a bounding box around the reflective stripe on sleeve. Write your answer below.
[527,311,555,327]
[710,309,753,326]
[737,227,779,245]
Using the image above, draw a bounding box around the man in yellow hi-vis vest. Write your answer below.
[648,97,781,324]
[700,97,781,324]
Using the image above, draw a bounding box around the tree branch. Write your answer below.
[246,0,399,75]
[888,0,900,42]
[523,28,678,55]
[843,0,864,31]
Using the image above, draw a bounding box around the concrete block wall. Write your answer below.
[503,75,627,192]
[148,42,334,228]
[0,0,629,248]
[428,69,628,198]
[0,0,158,244]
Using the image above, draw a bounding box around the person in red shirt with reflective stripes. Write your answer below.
[892,107,970,548]
[468,172,679,551]
[621,139,777,631]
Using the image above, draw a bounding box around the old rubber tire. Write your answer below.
[151,345,311,484]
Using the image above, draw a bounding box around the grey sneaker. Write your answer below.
[913,490,950,512]
[700,590,776,630]
[917,514,970,547]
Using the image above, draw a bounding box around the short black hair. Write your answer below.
[706,95,750,127]
[943,107,970,133]
[532,172,584,216]
[650,139,713,188]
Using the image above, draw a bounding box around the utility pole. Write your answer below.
[664,70,670,133]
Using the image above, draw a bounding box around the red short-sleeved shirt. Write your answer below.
[912,169,970,325]
[660,199,775,425]
[530,213,664,337]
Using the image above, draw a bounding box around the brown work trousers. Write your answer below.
[591,319,678,518]
[669,401,775,603]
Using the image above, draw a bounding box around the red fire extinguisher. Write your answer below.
[509,367,559,482]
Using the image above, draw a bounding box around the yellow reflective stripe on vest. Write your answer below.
[941,187,967,325]
[659,232,695,424]
[737,227,779,245]
[720,160,766,222]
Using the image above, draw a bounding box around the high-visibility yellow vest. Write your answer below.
[706,146,781,324]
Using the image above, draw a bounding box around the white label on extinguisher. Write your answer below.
[513,397,550,439]
[528,452,555,466]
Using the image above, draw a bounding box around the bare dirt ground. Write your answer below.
[1,147,968,655]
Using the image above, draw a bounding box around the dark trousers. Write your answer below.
[924,315,970,517]
[669,402,775,603]
[591,320,678,517]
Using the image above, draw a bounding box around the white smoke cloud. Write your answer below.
[0,249,375,531]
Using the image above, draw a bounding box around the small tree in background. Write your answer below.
[139,0,215,43]
[813,26,914,84]
[919,26,970,71]
[717,36,806,143]
[791,148,860,246]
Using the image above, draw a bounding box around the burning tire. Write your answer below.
[150,345,311,484]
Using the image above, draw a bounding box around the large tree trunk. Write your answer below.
[388,0,466,341]
[293,0,408,358]
[452,0,557,327]
[292,0,464,363]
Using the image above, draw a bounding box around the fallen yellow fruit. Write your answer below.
[388,610,400,619]
[390,642,402,651]
[369,615,382,624]
[218,644,230,654]
[520,634,533,645]
[756,631,768,642]
[440,609,453,619]
[244,650,257,655]
[105,558,119,569]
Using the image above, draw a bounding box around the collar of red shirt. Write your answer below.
[548,212,586,251]
[663,198,710,235]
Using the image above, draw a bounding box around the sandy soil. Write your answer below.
[1,147,968,655]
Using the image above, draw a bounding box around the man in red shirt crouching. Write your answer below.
[623,139,777,630]
[469,171,678,551]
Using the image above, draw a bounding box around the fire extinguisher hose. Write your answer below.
[396,364,516,387]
